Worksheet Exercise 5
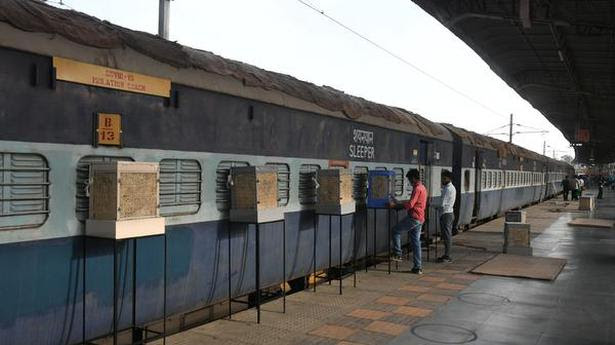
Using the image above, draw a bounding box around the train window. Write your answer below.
[0,153,49,230]
[216,161,249,211]
[266,163,290,207]
[299,164,320,205]
[488,171,493,189]
[481,171,486,189]
[76,155,134,220]
[393,168,404,196]
[353,166,369,204]
[464,170,470,192]
[375,167,387,170]
[159,159,202,216]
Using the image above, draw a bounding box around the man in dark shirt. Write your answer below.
[562,176,570,201]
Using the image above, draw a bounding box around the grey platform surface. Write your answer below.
[389,191,615,345]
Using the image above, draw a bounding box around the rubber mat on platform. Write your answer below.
[471,254,566,281]
[568,218,614,229]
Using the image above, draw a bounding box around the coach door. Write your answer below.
[473,150,482,220]
[419,140,433,234]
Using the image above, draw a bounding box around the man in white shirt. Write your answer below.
[577,176,585,197]
[437,170,456,263]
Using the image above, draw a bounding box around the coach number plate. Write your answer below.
[96,113,122,146]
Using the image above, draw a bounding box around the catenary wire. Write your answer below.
[296,0,509,119]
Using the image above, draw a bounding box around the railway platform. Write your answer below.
[153,190,615,345]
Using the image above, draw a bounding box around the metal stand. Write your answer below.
[435,208,439,260]
[82,234,167,345]
[312,212,356,295]
[228,219,286,324]
[368,207,393,274]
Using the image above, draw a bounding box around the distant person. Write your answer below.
[598,177,605,199]
[569,175,580,200]
[561,175,570,201]
[577,176,585,197]
[390,169,427,274]
[437,170,456,263]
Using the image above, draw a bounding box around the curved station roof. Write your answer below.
[413,0,615,163]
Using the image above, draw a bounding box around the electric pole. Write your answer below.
[508,113,513,143]
[158,0,171,39]
[543,141,546,156]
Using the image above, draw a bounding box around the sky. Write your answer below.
[49,0,574,159]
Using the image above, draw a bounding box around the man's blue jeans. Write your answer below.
[392,215,423,269]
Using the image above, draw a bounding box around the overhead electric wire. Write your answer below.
[296,0,508,119]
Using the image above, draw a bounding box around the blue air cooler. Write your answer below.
[367,170,395,208]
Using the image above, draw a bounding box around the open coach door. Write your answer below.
[472,150,482,223]
[419,140,434,237]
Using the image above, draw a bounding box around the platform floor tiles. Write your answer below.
[156,190,615,345]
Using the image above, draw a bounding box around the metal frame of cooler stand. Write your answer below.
[227,219,286,324]
[312,212,357,295]
[82,233,167,345]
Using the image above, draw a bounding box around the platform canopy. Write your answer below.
[413,0,615,163]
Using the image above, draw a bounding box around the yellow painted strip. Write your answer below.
[53,57,171,97]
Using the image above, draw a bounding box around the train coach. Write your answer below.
[443,124,573,228]
[0,1,572,344]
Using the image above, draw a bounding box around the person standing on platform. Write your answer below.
[598,177,605,199]
[390,169,427,274]
[437,170,456,263]
[570,175,580,200]
[577,175,585,197]
[562,176,570,201]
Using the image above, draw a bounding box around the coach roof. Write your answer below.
[0,0,451,141]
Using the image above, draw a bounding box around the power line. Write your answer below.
[295,0,509,119]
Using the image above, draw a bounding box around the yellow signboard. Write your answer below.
[97,113,122,146]
[53,57,171,97]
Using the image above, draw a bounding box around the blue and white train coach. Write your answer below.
[0,1,573,344]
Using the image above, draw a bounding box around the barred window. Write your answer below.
[76,155,133,220]
[481,171,487,189]
[299,164,320,205]
[393,168,404,196]
[159,159,202,216]
[216,161,249,211]
[0,153,49,230]
[266,163,290,206]
[352,166,368,204]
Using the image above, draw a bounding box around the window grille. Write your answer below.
[393,168,404,196]
[352,166,368,204]
[266,163,290,206]
[216,161,249,211]
[76,155,133,220]
[159,159,202,216]
[299,164,320,205]
[0,153,49,230]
